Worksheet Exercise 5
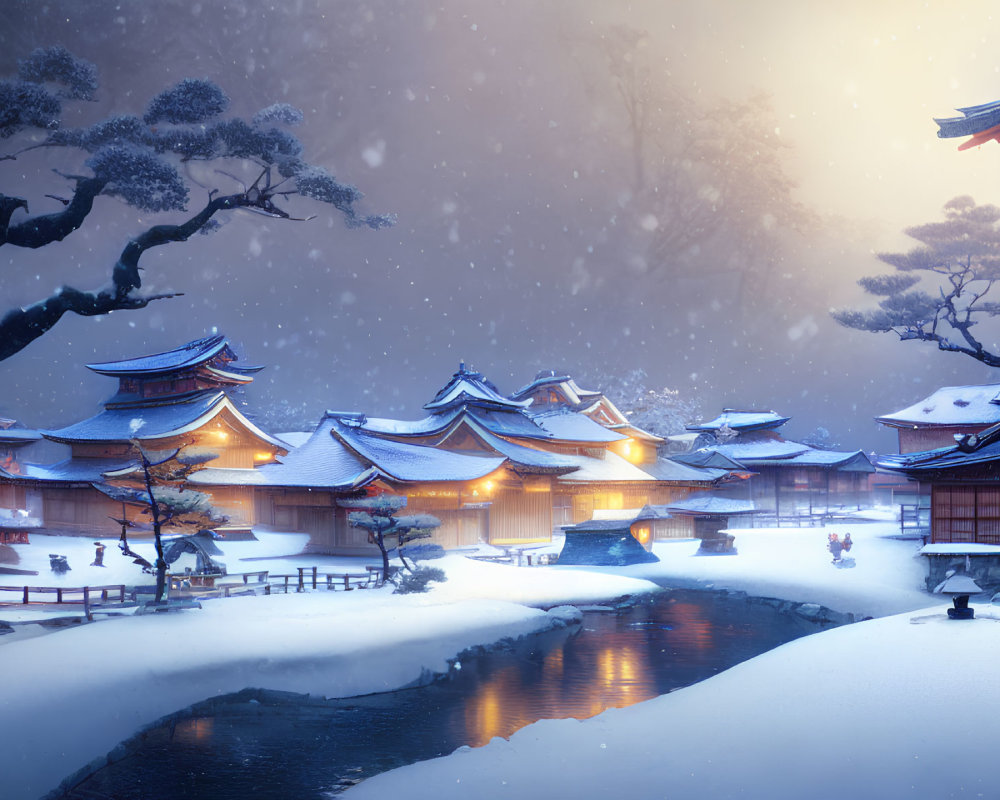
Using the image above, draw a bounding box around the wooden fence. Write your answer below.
[0,565,387,619]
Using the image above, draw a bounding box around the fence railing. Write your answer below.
[0,565,388,619]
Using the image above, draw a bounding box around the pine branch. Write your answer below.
[1,177,107,248]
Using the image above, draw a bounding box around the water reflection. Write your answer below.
[57,590,836,799]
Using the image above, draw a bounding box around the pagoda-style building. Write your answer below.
[199,363,735,553]
[680,409,874,520]
[1,342,740,553]
[0,335,286,535]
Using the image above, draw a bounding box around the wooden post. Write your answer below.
[56,587,63,604]
[84,586,92,621]
[22,586,28,604]
[297,567,305,592]
[312,566,318,589]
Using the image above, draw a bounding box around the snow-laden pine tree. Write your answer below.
[0,46,392,362]
[832,196,1000,366]
[101,443,225,604]
[343,495,441,582]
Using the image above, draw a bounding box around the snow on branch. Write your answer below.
[144,78,230,125]
[17,45,98,101]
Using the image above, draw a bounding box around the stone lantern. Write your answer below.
[934,573,983,620]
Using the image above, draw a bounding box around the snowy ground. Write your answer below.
[0,518,994,800]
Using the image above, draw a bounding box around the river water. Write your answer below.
[57,589,841,799]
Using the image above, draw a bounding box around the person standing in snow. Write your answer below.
[827,533,843,563]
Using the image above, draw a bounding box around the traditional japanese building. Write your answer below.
[214,364,735,552]
[680,409,874,520]
[0,335,286,536]
[876,383,1000,454]
[1,342,739,553]
[878,424,1000,545]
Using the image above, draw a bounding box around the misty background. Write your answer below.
[3,0,1000,452]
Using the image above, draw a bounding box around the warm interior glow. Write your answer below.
[211,430,229,441]
[254,451,272,461]
[633,524,651,544]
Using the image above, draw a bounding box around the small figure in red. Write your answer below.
[828,533,844,563]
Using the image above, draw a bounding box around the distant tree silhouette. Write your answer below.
[833,197,1000,367]
[0,46,392,362]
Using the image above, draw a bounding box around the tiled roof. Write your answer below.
[660,495,758,516]
[42,392,286,450]
[2,457,133,483]
[749,449,873,471]
[555,451,656,483]
[86,334,261,377]
[526,408,626,443]
[330,416,507,483]
[424,364,529,412]
[687,410,790,433]
[193,416,373,489]
[642,458,732,483]
[708,439,810,461]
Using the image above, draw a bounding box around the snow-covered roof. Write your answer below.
[525,407,626,443]
[424,364,530,412]
[194,416,374,490]
[919,542,1000,555]
[660,495,758,516]
[0,428,41,443]
[707,439,810,461]
[85,334,262,377]
[41,392,286,451]
[933,574,983,595]
[555,451,656,483]
[876,427,1000,473]
[330,416,507,483]
[509,372,602,405]
[460,421,580,473]
[672,449,750,472]
[642,457,733,484]
[357,411,460,436]
[687,409,790,434]
[749,449,874,472]
[1,457,134,483]
[561,518,636,532]
[274,431,312,448]
[876,384,1000,428]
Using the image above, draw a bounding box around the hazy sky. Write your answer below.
[4,0,1000,452]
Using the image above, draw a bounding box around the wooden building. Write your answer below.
[224,364,738,553]
[876,384,1000,453]
[1,343,740,556]
[0,335,287,537]
[680,410,874,521]
[878,424,1000,545]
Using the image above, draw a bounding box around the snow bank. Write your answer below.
[345,608,1000,800]
[0,520,983,800]
[1,590,562,800]
[629,522,935,618]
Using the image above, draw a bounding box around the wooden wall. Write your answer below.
[897,426,986,454]
[489,488,552,544]
[932,484,1000,545]
[40,486,121,535]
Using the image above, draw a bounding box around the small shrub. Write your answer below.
[394,566,447,594]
